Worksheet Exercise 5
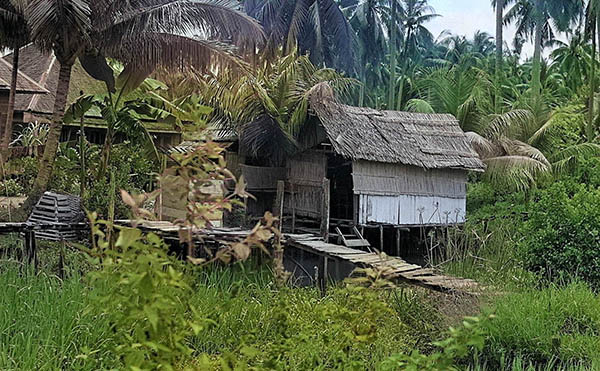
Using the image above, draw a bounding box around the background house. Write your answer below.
[1,45,182,148]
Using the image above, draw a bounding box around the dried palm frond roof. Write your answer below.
[0,58,48,94]
[310,96,486,172]
[3,44,105,114]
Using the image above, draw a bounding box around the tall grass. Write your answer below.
[0,267,117,370]
[430,218,537,290]
[478,283,600,369]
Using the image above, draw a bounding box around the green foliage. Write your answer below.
[481,283,600,367]
[0,268,118,370]
[380,316,489,371]
[10,122,49,147]
[85,221,205,370]
[49,142,158,218]
[0,178,24,197]
[519,182,600,288]
[187,278,441,370]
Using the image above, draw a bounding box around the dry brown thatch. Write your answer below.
[0,57,48,94]
[310,98,486,172]
[3,44,105,114]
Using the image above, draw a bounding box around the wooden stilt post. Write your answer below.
[274,181,285,220]
[23,230,37,273]
[320,178,330,241]
[396,227,401,257]
[320,256,328,296]
[291,183,296,233]
[273,181,286,286]
[379,225,384,252]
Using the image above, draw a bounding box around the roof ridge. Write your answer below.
[0,58,49,94]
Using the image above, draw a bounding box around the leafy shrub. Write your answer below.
[0,179,24,197]
[519,182,600,287]
[466,182,497,212]
[89,142,156,217]
[381,316,489,371]
[187,277,441,369]
[86,224,206,369]
[481,283,600,367]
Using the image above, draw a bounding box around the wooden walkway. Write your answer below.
[116,220,479,294]
[285,233,479,294]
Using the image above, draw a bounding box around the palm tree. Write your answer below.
[396,0,438,110]
[505,0,583,96]
[244,0,355,74]
[0,0,30,156]
[492,0,515,113]
[195,51,356,165]
[17,0,264,213]
[586,0,600,132]
[345,0,390,106]
[550,33,592,93]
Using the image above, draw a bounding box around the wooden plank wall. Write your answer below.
[240,164,287,190]
[353,161,468,226]
[352,160,467,198]
[286,151,327,218]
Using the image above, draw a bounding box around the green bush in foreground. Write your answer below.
[519,182,600,288]
[481,283,600,368]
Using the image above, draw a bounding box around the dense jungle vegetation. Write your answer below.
[2,0,600,369]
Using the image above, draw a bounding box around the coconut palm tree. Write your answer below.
[344,0,391,106]
[195,50,356,165]
[395,0,438,110]
[585,0,600,131]
[243,0,355,74]
[550,33,592,93]
[16,0,264,213]
[492,0,515,112]
[0,0,30,156]
[505,0,583,96]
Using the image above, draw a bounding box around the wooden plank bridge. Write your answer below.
[120,220,480,295]
[0,219,479,294]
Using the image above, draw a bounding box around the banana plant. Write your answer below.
[65,61,211,180]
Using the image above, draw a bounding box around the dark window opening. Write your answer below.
[327,154,354,221]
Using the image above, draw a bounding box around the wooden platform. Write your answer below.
[115,220,480,294]
[285,234,479,294]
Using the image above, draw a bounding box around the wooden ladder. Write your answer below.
[334,226,371,252]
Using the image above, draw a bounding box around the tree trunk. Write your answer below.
[495,0,504,113]
[98,124,114,179]
[589,19,597,141]
[19,62,73,216]
[359,68,366,107]
[79,114,86,197]
[396,28,412,110]
[2,47,20,157]
[388,0,398,109]
[531,0,544,96]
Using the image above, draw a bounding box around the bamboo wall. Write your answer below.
[352,160,468,226]
[286,151,327,218]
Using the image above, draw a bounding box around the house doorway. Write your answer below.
[326,154,354,222]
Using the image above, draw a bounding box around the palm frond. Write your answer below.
[97,0,264,52]
[465,131,504,159]
[107,33,244,72]
[405,98,434,113]
[499,137,550,166]
[482,109,533,139]
[483,155,549,192]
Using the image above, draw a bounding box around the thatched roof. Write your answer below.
[3,44,105,114]
[0,58,48,94]
[310,99,486,172]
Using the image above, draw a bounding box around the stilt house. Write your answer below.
[236,94,485,246]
